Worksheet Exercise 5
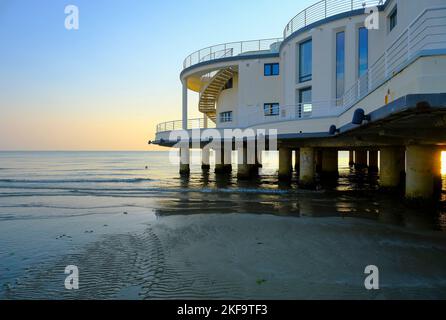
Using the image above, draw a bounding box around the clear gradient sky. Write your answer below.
[0,0,316,151]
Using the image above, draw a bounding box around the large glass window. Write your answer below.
[358,27,368,77]
[299,39,312,82]
[264,63,280,76]
[298,87,312,118]
[264,103,280,116]
[336,31,345,100]
[220,111,233,123]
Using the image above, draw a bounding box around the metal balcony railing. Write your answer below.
[284,0,386,38]
[156,118,216,133]
[183,38,283,70]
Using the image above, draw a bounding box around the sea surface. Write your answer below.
[0,151,445,300]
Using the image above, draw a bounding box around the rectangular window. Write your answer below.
[336,31,345,99]
[264,63,280,76]
[389,6,397,32]
[264,103,280,116]
[299,39,312,82]
[358,27,368,77]
[298,87,312,118]
[220,111,233,123]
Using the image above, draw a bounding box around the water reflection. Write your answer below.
[155,166,446,232]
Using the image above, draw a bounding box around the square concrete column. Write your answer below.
[433,148,443,194]
[201,145,211,171]
[380,147,405,189]
[369,150,379,173]
[349,151,355,167]
[355,150,368,170]
[321,149,339,178]
[179,145,190,175]
[182,80,188,130]
[406,145,435,200]
[299,147,315,188]
[237,142,256,180]
[215,143,232,174]
[278,147,292,180]
[294,149,300,172]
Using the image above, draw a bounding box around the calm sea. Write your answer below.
[0,151,445,299]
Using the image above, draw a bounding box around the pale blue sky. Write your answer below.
[0,0,315,150]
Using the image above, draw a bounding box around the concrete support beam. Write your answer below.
[369,150,379,173]
[380,147,405,189]
[182,80,188,130]
[321,149,339,178]
[294,149,300,172]
[201,146,210,171]
[299,147,315,188]
[215,145,232,174]
[406,145,435,200]
[179,146,190,175]
[349,151,355,167]
[278,148,292,180]
[355,150,368,170]
[237,143,256,180]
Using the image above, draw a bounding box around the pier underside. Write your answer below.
[152,94,446,200]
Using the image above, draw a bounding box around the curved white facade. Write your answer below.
[154,0,446,143]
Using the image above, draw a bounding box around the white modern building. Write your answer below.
[151,0,446,200]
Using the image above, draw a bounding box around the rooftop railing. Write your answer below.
[284,0,386,38]
[156,118,216,133]
[183,38,283,70]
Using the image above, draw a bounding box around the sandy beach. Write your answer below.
[2,211,446,300]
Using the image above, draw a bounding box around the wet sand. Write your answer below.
[2,212,446,300]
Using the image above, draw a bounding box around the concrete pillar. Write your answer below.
[299,147,315,188]
[315,150,323,173]
[182,80,188,130]
[369,150,379,172]
[380,147,405,189]
[215,144,232,174]
[278,147,292,180]
[255,148,263,169]
[179,146,190,175]
[321,149,339,178]
[203,115,208,129]
[355,150,368,170]
[237,143,255,180]
[294,149,300,172]
[201,146,210,171]
[349,151,355,167]
[406,145,435,200]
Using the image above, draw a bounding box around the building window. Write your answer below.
[298,87,312,118]
[264,103,280,116]
[389,6,398,32]
[264,63,280,76]
[358,27,368,77]
[220,111,233,123]
[223,78,233,90]
[336,31,345,100]
[299,39,312,82]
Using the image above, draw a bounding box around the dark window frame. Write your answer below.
[358,27,369,77]
[263,103,280,116]
[219,111,233,123]
[336,31,345,99]
[298,87,312,118]
[264,63,280,76]
[299,39,312,83]
[389,6,398,32]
